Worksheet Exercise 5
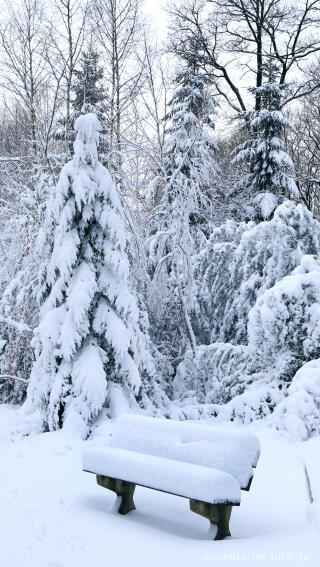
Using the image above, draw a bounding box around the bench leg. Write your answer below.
[96,475,136,515]
[189,500,233,540]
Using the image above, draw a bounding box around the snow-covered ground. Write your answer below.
[0,405,319,567]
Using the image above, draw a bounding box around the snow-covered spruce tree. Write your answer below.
[232,83,298,221]
[55,46,108,162]
[26,113,155,433]
[147,68,218,365]
[73,47,106,115]
[72,47,110,166]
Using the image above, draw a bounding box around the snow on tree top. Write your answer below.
[74,113,102,168]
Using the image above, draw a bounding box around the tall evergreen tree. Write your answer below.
[26,113,149,433]
[72,47,109,164]
[54,46,108,161]
[164,69,218,240]
[147,68,219,363]
[233,83,298,220]
[72,46,107,119]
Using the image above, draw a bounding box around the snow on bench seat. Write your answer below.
[105,415,260,489]
[82,445,241,505]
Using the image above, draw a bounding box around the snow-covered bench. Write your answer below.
[82,415,260,540]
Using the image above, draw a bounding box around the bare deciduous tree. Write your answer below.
[50,0,87,157]
[0,0,48,153]
[168,0,320,112]
[90,0,145,173]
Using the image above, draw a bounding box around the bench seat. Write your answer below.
[83,445,241,505]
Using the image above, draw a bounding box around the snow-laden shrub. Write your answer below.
[0,173,52,403]
[177,253,320,422]
[173,343,251,405]
[193,219,251,344]
[248,255,320,378]
[271,359,320,440]
[174,202,320,437]
[195,201,320,345]
[172,343,281,422]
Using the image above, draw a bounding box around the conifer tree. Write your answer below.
[164,68,218,240]
[147,68,218,362]
[233,83,298,220]
[54,46,108,161]
[26,113,147,432]
[72,46,107,121]
[72,46,109,165]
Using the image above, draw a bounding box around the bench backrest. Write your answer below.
[106,414,260,490]
[115,415,260,466]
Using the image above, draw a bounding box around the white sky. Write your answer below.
[143,0,168,40]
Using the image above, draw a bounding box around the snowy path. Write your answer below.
[0,406,319,567]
